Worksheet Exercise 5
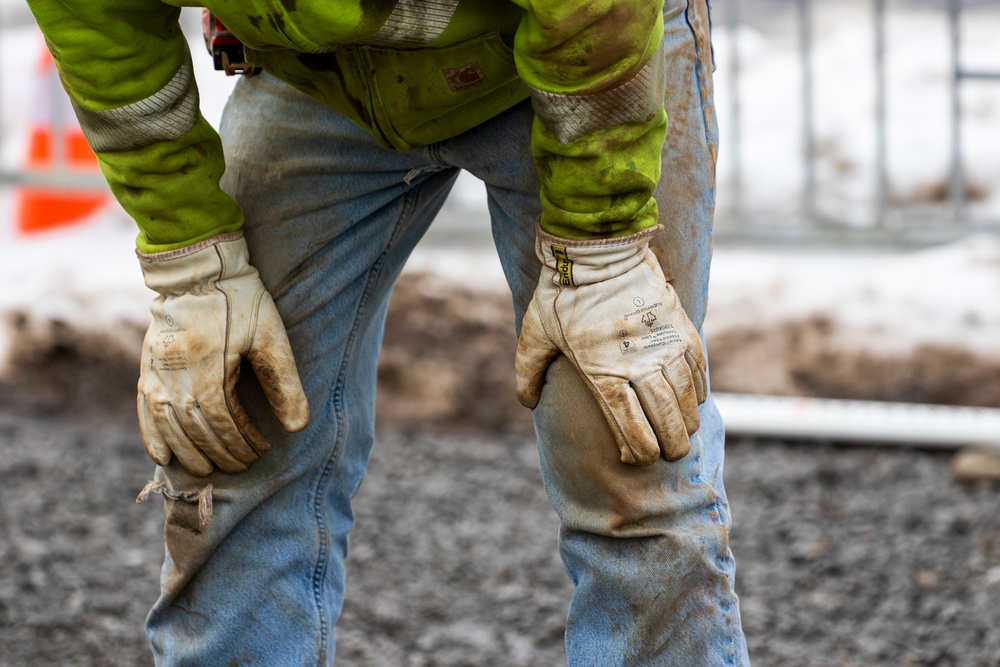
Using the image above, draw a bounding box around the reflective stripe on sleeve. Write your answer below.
[527,43,666,144]
[368,0,460,46]
[72,53,199,153]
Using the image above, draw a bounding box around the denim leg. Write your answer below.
[144,0,746,662]
[144,73,458,666]
[446,1,749,664]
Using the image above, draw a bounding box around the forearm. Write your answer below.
[512,0,667,240]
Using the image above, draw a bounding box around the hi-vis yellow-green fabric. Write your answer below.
[27,0,667,253]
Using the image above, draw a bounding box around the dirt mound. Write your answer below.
[0,312,142,420]
[709,315,1000,408]
[381,275,1000,422]
[3,273,998,434]
[377,275,531,434]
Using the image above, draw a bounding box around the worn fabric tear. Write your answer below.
[136,481,214,527]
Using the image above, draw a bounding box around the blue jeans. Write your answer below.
[145,1,749,664]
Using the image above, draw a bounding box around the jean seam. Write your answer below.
[684,0,717,163]
[308,187,420,666]
[711,496,740,666]
[706,0,717,72]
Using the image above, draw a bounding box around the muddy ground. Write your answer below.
[2,274,1000,666]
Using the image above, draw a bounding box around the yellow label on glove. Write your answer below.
[551,245,574,287]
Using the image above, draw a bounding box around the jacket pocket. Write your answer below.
[360,31,528,150]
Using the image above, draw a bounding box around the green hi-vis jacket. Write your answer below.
[27,0,668,253]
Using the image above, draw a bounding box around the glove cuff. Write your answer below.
[535,224,662,287]
[137,231,253,296]
[136,231,245,263]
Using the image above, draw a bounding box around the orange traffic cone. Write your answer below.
[15,42,110,234]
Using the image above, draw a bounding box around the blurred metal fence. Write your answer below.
[1,1,998,244]
[715,0,1000,244]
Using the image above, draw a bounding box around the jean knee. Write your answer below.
[533,356,724,537]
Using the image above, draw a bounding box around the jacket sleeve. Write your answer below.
[511,0,667,240]
[26,0,243,253]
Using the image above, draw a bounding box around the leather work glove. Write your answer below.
[516,225,708,464]
[136,232,309,477]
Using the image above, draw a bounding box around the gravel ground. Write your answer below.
[2,278,1000,666]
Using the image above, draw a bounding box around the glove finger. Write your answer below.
[662,354,702,436]
[176,401,251,474]
[514,305,561,409]
[592,377,660,466]
[157,402,215,477]
[137,393,173,467]
[685,349,708,405]
[248,320,310,433]
[632,370,692,462]
[199,376,272,460]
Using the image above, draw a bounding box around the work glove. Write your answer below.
[136,232,309,477]
[516,225,707,464]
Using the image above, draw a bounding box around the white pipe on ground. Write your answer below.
[714,392,1000,449]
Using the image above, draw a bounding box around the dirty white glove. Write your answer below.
[516,225,707,464]
[136,232,309,476]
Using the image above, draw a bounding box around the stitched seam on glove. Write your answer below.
[217,276,254,456]
[247,288,265,352]
[537,224,661,250]
[136,230,245,262]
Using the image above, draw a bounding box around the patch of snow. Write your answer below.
[1,3,998,375]
[706,236,1000,357]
